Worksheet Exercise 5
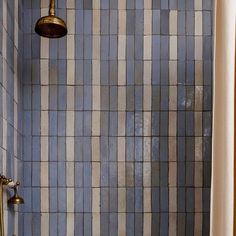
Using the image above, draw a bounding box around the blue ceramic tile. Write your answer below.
[109,213,118,236]
[169,0,177,9]
[75,11,84,35]
[101,213,109,236]
[203,137,212,161]
[49,162,58,187]
[109,163,117,187]
[126,86,135,111]
[152,0,161,9]
[84,60,92,85]
[58,188,67,212]
[152,36,161,60]
[84,37,92,60]
[109,36,117,59]
[203,36,212,60]
[177,163,185,187]
[152,137,160,161]
[101,162,109,186]
[126,214,135,235]
[135,188,143,212]
[100,112,109,136]
[75,214,84,236]
[135,36,143,60]
[186,36,194,60]
[57,162,66,186]
[23,162,32,187]
[49,188,58,212]
[101,36,109,59]
[127,36,135,60]
[135,137,142,161]
[135,10,144,35]
[32,137,40,161]
[49,214,58,236]
[84,10,92,35]
[49,137,57,161]
[83,188,92,212]
[23,213,32,236]
[126,137,134,161]
[75,137,83,162]
[32,162,40,187]
[109,112,118,136]
[186,61,194,85]
[177,188,185,212]
[160,112,168,136]
[152,163,160,186]
[83,0,92,9]
[186,111,194,136]
[58,86,67,110]
[178,36,186,60]
[101,188,109,212]
[109,188,118,211]
[84,214,92,235]
[134,61,143,84]
[58,213,66,236]
[83,137,91,161]
[186,213,194,236]
[186,137,194,161]
[177,86,186,110]
[58,38,67,59]
[203,0,212,10]
[186,11,194,35]
[110,86,118,110]
[152,187,160,212]
[101,0,109,9]
[58,60,67,84]
[186,162,194,187]
[75,188,84,212]
[126,10,135,35]
[127,61,135,85]
[135,162,143,186]
[49,111,58,136]
[83,111,92,136]
[101,61,109,85]
[109,61,118,85]
[160,162,168,186]
[75,163,83,187]
[160,213,168,235]
[58,111,66,136]
[127,187,135,212]
[110,10,118,34]
[83,162,92,187]
[177,137,185,161]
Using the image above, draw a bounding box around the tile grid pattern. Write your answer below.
[22,0,213,235]
[0,0,23,235]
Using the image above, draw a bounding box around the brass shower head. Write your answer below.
[7,182,24,205]
[35,0,67,38]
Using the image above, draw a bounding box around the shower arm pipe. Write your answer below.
[0,176,12,236]
[49,0,55,16]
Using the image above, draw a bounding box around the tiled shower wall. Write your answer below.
[22,0,212,235]
[0,0,23,235]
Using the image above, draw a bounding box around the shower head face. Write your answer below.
[35,15,67,38]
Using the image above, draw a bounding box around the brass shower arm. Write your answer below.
[49,0,55,16]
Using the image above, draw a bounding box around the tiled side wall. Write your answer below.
[0,0,23,235]
[22,0,213,235]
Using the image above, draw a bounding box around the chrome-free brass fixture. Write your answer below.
[7,182,24,205]
[35,0,67,38]
[0,175,24,236]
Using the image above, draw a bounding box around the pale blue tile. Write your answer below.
[126,137,134,161]
[75,188,84,212]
